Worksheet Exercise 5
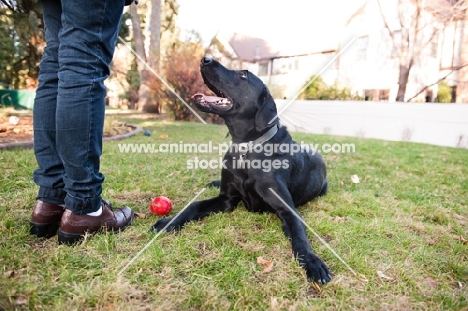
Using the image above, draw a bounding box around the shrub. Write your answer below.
[436,81,452,103]
[299,75,362,100]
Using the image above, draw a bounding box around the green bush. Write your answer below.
[299,75,362,100]
[437,81,452,103]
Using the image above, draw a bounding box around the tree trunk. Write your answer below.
[396,64,410,102]
[130,4,146,73]
[149,0,161,71]
[130,4,152,112]
[138,0,162,114]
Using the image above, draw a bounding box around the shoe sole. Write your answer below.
[30,221,60,238]
[57,215,134,245]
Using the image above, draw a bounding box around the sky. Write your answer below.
[176,0,366,48]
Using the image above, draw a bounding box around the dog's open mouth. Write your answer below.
[192,93,233,112]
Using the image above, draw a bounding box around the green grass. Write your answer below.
[0,119,467,310]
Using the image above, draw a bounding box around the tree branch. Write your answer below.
[377,0,402,59]
[0,0,14,11]
[406,63,468,102]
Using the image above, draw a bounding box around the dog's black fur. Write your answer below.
[151,57,332,284]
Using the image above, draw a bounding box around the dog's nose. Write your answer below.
[201,57,213,66]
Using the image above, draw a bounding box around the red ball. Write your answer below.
[150,196,173,216]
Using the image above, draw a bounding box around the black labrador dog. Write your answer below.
[151,57,332,284]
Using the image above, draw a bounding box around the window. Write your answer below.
[451,85,457,103]
[258,62,269,76]
[272,57,298,75]
[364,89,389,101]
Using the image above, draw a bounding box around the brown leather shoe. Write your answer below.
[30,200,64,238]
[58,200,134,244]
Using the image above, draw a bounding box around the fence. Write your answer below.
[0,90,36,110]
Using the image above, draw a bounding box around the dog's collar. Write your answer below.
[235,124,279,156]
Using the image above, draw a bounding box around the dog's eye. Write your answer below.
[240,71,247,79]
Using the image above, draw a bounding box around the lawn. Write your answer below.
[0,119,467,310]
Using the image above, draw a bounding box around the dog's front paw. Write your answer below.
[302,254,332,284]
[149,217,181,233]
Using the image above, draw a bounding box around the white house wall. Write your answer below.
[259,53,339,99]
[208,1,463,103]
[257,0,452,102]
[439,20,464,88]
[338,0,442,102]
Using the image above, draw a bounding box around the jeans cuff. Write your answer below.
[37,187,66,205]
[64,193,102,215]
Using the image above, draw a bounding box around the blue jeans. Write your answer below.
[33,0,125,214]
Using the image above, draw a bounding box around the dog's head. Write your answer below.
[193,57,278,134]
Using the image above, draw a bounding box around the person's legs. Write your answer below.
[30,0,66,238]
[56,0,125,214]
[33,0,66,206]
[32,0,133,242]
[55,0,134,244]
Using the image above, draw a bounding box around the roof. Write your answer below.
[213,31,339,62]
[226,33,280,62]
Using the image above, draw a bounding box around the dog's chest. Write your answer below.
[229,174,274,213]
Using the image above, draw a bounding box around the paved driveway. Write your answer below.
[276,100,468,148]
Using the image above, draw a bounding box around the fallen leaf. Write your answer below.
[134,212,147,219]
[3,268,25,278]
[333,216,347,223]
[377,270,393,281]
[425,277,438,288]
[461,236,467,244]
[312,282,322,293]
[452,234,467,244]
[257,256,274,274]
[14,298,28,306]
[351,174,360,184]
[357,273,369,283]
[270,297,278,309]
[3,270,17,278]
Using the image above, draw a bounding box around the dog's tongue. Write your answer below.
[192,93,225,102]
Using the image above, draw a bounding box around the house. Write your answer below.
[205,0,467,103]
[438,3,468,103]
[206,30,340,100]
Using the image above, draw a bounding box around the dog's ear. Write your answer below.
[255,86,278,132]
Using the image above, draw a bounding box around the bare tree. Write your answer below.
[129,3,152,111]
[377,0,467,102]
[406,63,468,101]
[129,0,178,112]
[148,0,161,71]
